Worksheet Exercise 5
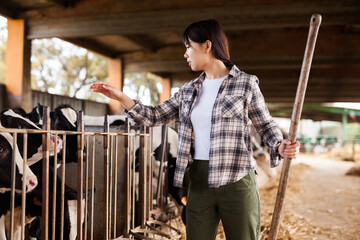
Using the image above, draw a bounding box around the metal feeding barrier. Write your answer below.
[0,106,182,240]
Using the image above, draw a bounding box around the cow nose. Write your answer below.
[56,137,63,147]
[27,177,38,192]
[51,136,63,151]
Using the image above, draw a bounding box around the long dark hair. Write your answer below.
[183,19,233,69]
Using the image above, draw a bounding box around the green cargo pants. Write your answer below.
[186,160,261,240]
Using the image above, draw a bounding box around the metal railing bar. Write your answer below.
[21,133,28,240]
[90,135,96,240]
[109,135,114,238]
[104,115,110,240]
[60,136,66,240]
[9,133,17,240]
[42,107,51,240]
[84,135,90,240]
[77,111,84,240]
[51,133,58,240]
[113,135,119,238]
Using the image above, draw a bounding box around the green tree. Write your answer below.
[124,72,161,106]
[31,38,108,102]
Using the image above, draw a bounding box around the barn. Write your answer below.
[0,0,359,239]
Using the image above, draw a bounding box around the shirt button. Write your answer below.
[210,135,214,138]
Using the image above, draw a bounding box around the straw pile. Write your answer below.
[324,144,360,162]
[345,164,360,176]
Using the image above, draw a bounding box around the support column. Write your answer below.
[342,110,348,146]
[108,58,123,114]
[5,19,32,112]
[159,77,171,103]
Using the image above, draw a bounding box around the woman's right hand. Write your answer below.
[90,82,122,101]
[90,82,136,110]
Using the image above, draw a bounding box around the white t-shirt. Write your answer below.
[191,75,227,160]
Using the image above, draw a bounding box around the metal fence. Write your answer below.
[0,106,182,240]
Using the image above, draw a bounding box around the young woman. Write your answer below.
[91,19,300,240]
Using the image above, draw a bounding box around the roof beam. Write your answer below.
[0,2,18,19]
[123,54,360,73]
[26,1,360,39]
[122,34,159,52]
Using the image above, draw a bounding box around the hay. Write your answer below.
[345,164,360,176]
[175,160,360,240]
[324,144,360,162]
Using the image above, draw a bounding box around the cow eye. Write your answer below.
[0,146,3,152]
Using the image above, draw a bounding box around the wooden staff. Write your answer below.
[269,14,322,240]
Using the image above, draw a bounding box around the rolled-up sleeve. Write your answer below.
[248,75,284,167]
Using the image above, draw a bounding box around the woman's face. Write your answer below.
[184,40,208,72]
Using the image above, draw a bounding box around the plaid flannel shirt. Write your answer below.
[126,65,283,188]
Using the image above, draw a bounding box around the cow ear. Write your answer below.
[37,103,44,114]
[0,108,10,115]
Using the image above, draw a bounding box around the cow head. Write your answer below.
[51,104,82,163]
[25,103,44,126]
[0,125,38,192]
[0,109,62,166]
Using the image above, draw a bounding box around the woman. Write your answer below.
[91,19,300,240]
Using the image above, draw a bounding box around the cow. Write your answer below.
[50,104,81,164]
[18,104,82,164]
[0,124,38,240]
[0,109,83,240]
[0,109,62,166]
[0,124,38,194]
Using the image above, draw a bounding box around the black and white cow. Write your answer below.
[20,104,81,164]
[0,124,38,240]
[0,109,62,166]
[50,104,80,164]
[0,109,83,240]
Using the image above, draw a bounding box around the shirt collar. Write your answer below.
[192,64,241,87]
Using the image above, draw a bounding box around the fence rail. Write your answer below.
[0,106,181,240]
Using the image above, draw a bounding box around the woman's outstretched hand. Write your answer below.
[90,82,123,101]
[278,140,300,159]
[90,82,136,110]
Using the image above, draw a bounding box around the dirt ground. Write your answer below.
[259,154,360,240]
[175,153,360,240]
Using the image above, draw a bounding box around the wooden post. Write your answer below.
[342,110,347,146]
[269,14,322,240]
[159,77,171,103]
[5,19,32,112]
[108,58,123,114]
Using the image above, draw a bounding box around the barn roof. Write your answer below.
[1,0,359,105]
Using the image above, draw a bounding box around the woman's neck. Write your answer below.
[204,59,230,79]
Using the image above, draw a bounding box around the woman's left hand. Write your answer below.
[278,139,300,159]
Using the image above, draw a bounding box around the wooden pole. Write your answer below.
[269,14,322,240]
